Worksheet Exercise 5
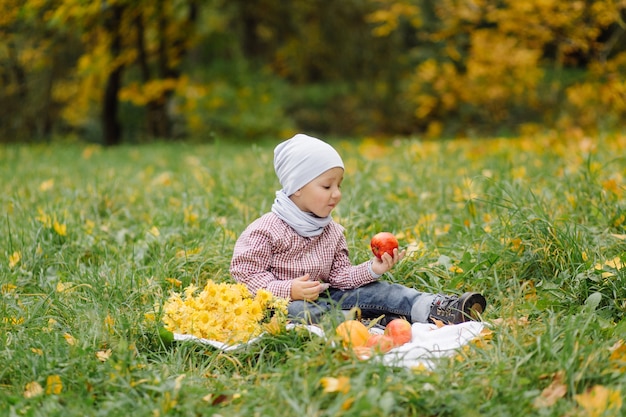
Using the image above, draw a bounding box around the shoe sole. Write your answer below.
[458,292,487,322]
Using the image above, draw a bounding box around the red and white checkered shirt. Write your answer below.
[230,213,377,299]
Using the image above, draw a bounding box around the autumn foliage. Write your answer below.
[1,0,625,143]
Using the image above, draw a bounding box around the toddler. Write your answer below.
[230,134,486,325]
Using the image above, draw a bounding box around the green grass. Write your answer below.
[1,133,625,416]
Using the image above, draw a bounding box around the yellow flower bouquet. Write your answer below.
[162,280,288,347]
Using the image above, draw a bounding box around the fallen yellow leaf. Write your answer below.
[431,318,446,328]
[39,179,54,191]
[23,381,43,398]
[320,376,351,394]
[533,371,567,408]
[605,257,624,271]
[574,385,622,417]
[63,333,76,346]
[165,277,182,287]
[341,397,355,410]
[96,349,112,362]
[479,327,494,340]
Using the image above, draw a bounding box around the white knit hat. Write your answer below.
[274,134,344,196]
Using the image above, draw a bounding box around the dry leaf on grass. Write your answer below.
[532,371,567,409]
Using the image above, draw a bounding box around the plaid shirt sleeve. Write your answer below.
[323,222,379,290]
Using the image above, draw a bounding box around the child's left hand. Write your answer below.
[371,248,405,276]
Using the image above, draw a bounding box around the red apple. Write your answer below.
[365,334,395,353]
[384,318,412,346]
[370,232,399,259]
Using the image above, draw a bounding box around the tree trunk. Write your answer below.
[135,1,197,140]
[102,5,124,146]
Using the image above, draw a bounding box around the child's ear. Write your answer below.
[293,189,302,197]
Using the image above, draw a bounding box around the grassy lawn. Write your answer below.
[1,133,625,416]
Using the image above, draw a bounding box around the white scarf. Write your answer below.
[271,190,331,237]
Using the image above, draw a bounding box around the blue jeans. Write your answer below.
[287,281,436,325]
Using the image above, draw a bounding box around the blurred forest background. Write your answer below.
[1,0,625,145]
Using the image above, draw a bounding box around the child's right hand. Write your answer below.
[290,274,327,301]
[371,247,405,276]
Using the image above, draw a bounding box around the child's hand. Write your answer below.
[371,248,405,276]
[290,274,327,301]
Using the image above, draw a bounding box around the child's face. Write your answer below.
[291,167,344,217]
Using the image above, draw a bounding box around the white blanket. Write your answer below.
[173,321,484,369]
[173,323,325,352]
[376,321,484,369]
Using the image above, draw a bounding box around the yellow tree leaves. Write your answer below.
[488,0,600,53]
[0,0,21,27]
[120,78,184,107]
[366,0,422,37]
[3,0,626,140]
[377,0,626,136]
[43,0,200,141]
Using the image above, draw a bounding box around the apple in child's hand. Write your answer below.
[384,318,412,346]
[370,232,399,259]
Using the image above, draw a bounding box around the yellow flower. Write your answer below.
[247,301,262,318]
[449,265,464,274]
[3,316,24,325]
[162,279,287,344]
[256,289,272,305]
[46,375,63,395]
[194,310,211,326]
[1,283,17,294]
[183,284,198,298]
[184,206,198,226]
[176,247,202,258]
[53,220,67,236]
[84,219,95,234]
[263,316,284,336]
[36,209,52,228]
[105,314,115,328]
[453,177,479,202]
[233,304,245,317]
[9,251,21,268]
[56,282,73,293]
[42,318,58,333]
